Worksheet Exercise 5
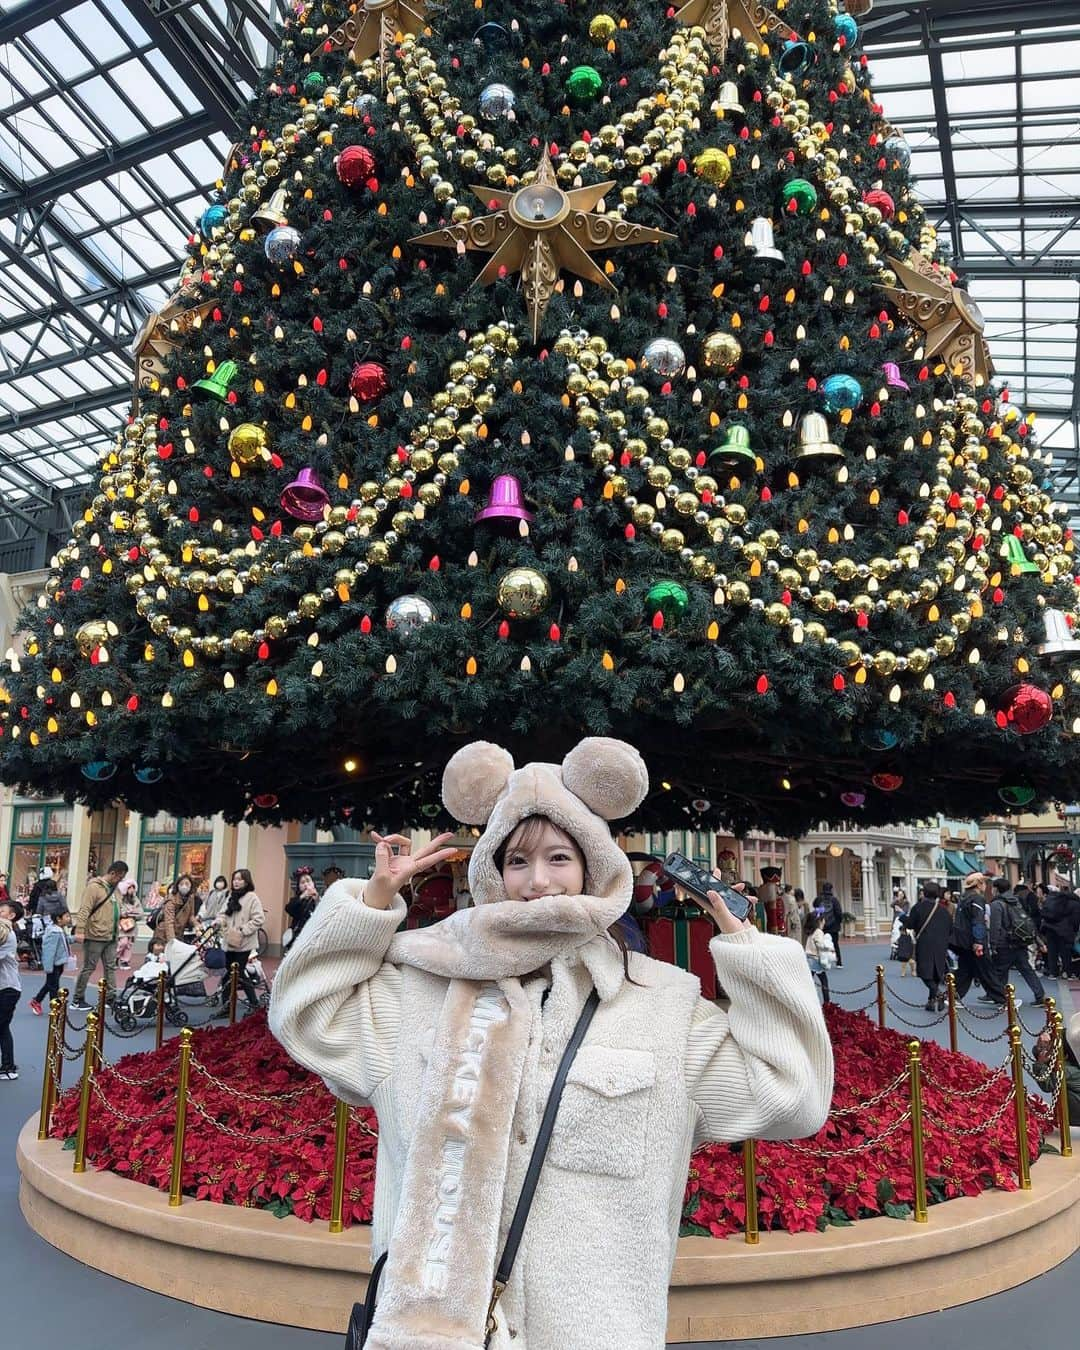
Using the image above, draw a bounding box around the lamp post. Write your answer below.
[1062,805,1080,889]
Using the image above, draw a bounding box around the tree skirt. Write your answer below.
[50,1005,1051,1236]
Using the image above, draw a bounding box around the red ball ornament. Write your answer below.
[349,360,389,402]
[336,145,376,187]
[1000,683,1053,735]
[871,772,904,793]
[862,188,895,220]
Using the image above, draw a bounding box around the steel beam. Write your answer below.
[0,0,73,43]
[0,114,218,221]
[0,384,131,437]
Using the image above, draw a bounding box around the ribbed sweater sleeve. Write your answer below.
[684,928,834,1145]
[268,879,405,1105]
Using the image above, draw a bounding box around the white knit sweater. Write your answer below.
[270,884,834,1349]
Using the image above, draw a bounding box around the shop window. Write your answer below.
[8,802,73,900]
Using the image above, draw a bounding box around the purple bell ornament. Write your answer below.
[474,473,534,526]
[281,467,330,521]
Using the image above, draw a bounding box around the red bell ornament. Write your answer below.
[1000,683,1053,735]
[349,361,388,402]
[336,145,376,187]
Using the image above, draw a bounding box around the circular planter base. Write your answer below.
[17,1116,1080,1340]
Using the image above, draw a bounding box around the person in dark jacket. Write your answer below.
[817,881,844,968]
[903,881,953,1011]
[284,869,319,947]
[951,874,1007,1006]
[1039,874,1080,980]
[989,877,1044,1006]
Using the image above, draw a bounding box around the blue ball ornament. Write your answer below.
[81,761,117,782]
[198,203,228,237]
[821,373,863,413]
[134,765,164,784]
[833,13,858,46]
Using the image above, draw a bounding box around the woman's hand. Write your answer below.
[702,889,756,936]
[364,831,458,911]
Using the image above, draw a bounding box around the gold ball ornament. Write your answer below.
[589,13,617,43]
[694,149,732,186]
[74,620,110,657]
[497,567,550,619]
[701,331,743,373]
[228,423,268,466]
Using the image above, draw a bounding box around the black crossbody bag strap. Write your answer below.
[485,988,600,1346]
[344,987,601,1350]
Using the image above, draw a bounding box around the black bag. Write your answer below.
[344,988,601,1349]
[1005,897,1037,947]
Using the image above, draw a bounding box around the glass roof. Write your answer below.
[0,0,1077,547]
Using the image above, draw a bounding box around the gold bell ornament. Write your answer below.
[251,187,289,232]
[795,412,843,462]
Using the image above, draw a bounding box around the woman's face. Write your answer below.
[232,872,246,891]
[301,876,316,896]
[178,879,192,896]
[215,878,227,890]
[501,822,585,902]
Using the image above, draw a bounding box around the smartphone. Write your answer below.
[663,852,753,922]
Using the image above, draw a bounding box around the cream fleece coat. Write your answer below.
[270,881,833,1350]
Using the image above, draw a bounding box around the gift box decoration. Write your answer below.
[644,907,717,998]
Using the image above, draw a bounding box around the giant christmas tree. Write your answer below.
[3,0,1079,833]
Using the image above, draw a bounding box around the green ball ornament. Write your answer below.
[565,66,603,104]
[303,72,326,95]
[646,581,689,625]
[781,178,818,215]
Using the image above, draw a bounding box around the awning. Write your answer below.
[941,850,981,876]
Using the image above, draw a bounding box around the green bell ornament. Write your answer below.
[646,580,689,626]
[780,178,818,215]
[194,360,238,401]
[565,66,603,103]
[1001,534,1040,576]
[709,424,756,470]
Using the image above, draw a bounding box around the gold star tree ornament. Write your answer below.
[674,0,793,64]
[880,251,993,387]
[326,0,428,68]
[410,151,675,341]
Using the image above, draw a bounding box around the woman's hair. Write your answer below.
[492,814,642,987]
[804,912,823,937]
[226,868,254,916]
[169,873,195,898]
[213,874,228,889]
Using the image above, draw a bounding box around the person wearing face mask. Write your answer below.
[153,874,198,946]
[270,739,831,1350]
[198,875,231,925]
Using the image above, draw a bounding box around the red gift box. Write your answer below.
[644,909,717,998]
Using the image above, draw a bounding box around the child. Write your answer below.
[28,909,72,1015]
[804,912,836,1004]
[116,878,142,969]
[895,925,916,977]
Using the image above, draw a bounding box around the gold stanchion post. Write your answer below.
[95,977,107,1064]
[55,989,68,1095]
[38,998,61,1140]
[946,972,958,1053]
[1054,1012,1072,1158]
[1005,983,1017,1035]
[907,1040,928,1223]
[169,1028,193,1207]
[155,969,167,1051]
[1008,1024,1031,1190]
[72,1013,97,1174]
[876,964,886,1030]
[742,1138,760,1245]
[228,963,239,1025]
[329,1098,349,1234]
[1044,994,1057,1035]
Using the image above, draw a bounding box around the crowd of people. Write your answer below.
[889,872,1080,1012]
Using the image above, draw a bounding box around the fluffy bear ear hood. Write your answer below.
[441,738,648,906]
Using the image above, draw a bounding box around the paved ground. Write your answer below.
[2,940,1076,1349]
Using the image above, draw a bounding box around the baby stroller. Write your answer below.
[112,931,214,1032]
[14,911,43,970]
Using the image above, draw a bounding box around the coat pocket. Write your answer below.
[549,1046,656,1179]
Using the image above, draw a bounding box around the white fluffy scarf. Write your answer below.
[365,891,628,1350]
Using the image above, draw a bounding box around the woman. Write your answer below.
[0,914,21,1080]
[284,870,319,947]
[781,883,802,942]
[271,738,832,1350]
[817,881,844,968]
[115,879,142,969]
[1039,874,1080,980]
[804,912,835,1004]
[902,881,954,1012]
[198,874,230,925]
[155,874,197,945]
[214,869,265,1017]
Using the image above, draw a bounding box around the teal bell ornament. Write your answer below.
[709,424,756,470]
[194,360,238,400]
[794,412,843,462]
[1001,535,1040,576]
